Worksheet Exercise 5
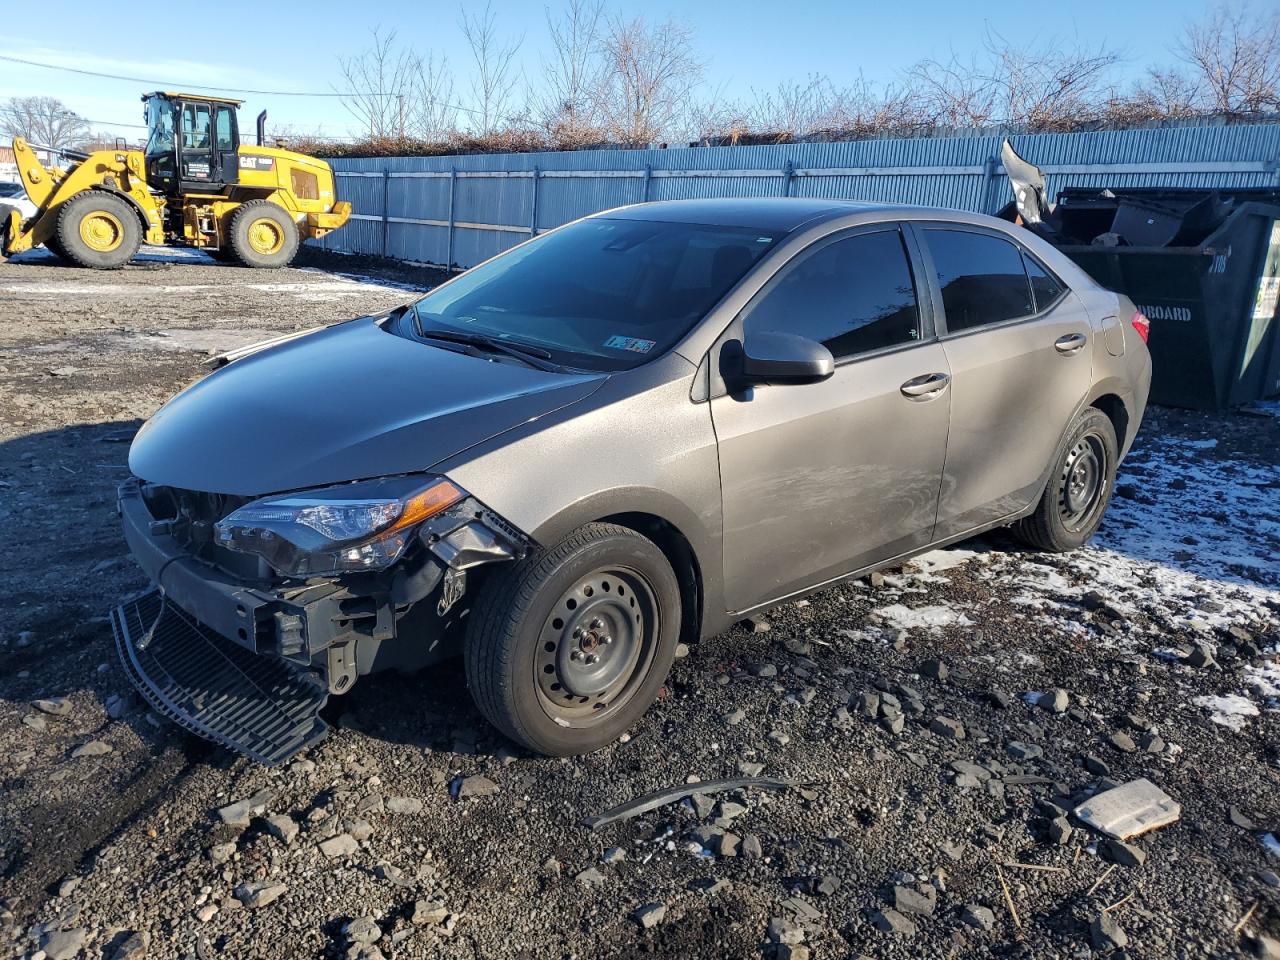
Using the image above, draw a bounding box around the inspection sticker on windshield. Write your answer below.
[603,335,656,354]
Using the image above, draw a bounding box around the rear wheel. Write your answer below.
[227,200,299,269]
[465,523,682,756]
[1012,406,1118,552]
[55,191,142,269]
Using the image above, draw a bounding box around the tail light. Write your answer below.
[1130,311,1150,344]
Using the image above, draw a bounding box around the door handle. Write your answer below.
[900,372,951,399]
[1054,333,1088,354]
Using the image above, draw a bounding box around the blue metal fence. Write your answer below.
[317,123,1280,270]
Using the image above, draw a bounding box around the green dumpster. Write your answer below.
[1058,199,1280,410]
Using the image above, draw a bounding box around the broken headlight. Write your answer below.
[215,476,463,578]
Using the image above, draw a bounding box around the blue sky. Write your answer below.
[0,0,1215,141]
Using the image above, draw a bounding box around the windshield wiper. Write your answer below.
[415,327,563,372]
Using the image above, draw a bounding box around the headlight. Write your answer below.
[215,476,463,577]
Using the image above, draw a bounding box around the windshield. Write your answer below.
[412,217,781,371]
[144,97,175,157]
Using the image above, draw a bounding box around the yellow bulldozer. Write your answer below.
[1,91,351,269]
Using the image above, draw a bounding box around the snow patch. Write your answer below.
[1192,694,1260,732]
[872,604,973,630]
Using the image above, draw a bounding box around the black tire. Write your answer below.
[44,234,69,260]
[1012,406,1118,552]
[227,200,299,269]
[465,522,683,756]
[54,191,142,269]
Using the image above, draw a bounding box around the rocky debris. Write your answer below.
[871,907,917,936]
[1106,730,1137,753]
[264,814,299,844]
[22,714,47,733]
[752,662,778,678]
[1036,688,1070,713]
[1186,642,1217,668]
[1247,934,1280,960]
[234,881,287,908]
[345,916,382,944]
[1100,838,1147,868]
[216,788,275,827]
[1090,912,1129,950]
[39,928,87,960]
[918,658,949,682]
[929,715,964,739]
[1084,754,1112,776]
[31,697,73,717]
[195,904,218,922]
[1074,778,1181,839]
[601,846,626,864]
[319,834,360,859]
[454,775,499,799]
[1138,731,1166,753]
[1006,740,1043,761]
[767,916,804,945]
[412,899,450,925]
[724,708,746,725]
[853,691,879,718]
[1047,816,1073,845]
[961,904,996,931]
[741,834,763,859]
[108,931,147,959]
[575,868,607,888]
[386,796,423,814]
[632,902,666,929]
[208,842,236,865]
[893,883,937,916]
[71,739,112,758]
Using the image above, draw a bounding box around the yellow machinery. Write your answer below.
[1,92,350,269]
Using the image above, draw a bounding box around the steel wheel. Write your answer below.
[247,218,285,255]
[78,210,125,252]
[534,566,658,726]
[1058,433,1107,531]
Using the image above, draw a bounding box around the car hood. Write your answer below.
[129,317,608,495]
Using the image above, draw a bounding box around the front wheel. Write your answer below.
[227,200,300,269]
[1012,406,1119,552]
[465,523,682,756]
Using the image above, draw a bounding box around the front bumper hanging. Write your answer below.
[112,589,329,766]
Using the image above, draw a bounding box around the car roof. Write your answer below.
[595,197,906,232]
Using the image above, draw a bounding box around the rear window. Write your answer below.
[924,229,1034,333]
[412,218,781,371]
[1023,253,1067,311]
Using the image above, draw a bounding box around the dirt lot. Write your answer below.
[1,246,1278,960]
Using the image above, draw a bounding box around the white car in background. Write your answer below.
[0,181,38,223]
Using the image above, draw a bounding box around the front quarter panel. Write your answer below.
[431,353,729,634]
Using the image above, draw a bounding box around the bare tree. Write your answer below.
[460,2,524,137]
[595,15,703,147]
[909,53,999,128]
[538,0,607,145]
[409,52,461,141]
[0,96,90,150]
[1178,2,1280,114]
[337,28,420,139]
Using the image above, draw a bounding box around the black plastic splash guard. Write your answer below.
[112,589,328,765]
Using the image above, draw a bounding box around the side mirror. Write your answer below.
[733,330,835,386]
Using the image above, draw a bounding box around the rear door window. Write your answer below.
[743,228,921,359]
[1023,253,1067,312]
[924,229,1034,333]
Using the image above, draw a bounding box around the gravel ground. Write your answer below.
[1,246,1278,960]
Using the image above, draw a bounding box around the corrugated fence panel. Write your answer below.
[321,123,1280,268]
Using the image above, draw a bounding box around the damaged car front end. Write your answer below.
[113,471,528,764]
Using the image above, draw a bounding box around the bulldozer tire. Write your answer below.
[227,201,299,269]
[56,191,142,269]
[44,235,69,260]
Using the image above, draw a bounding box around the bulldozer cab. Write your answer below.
[143,92,243,195]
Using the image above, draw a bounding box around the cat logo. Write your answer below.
[239,156,275,171]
